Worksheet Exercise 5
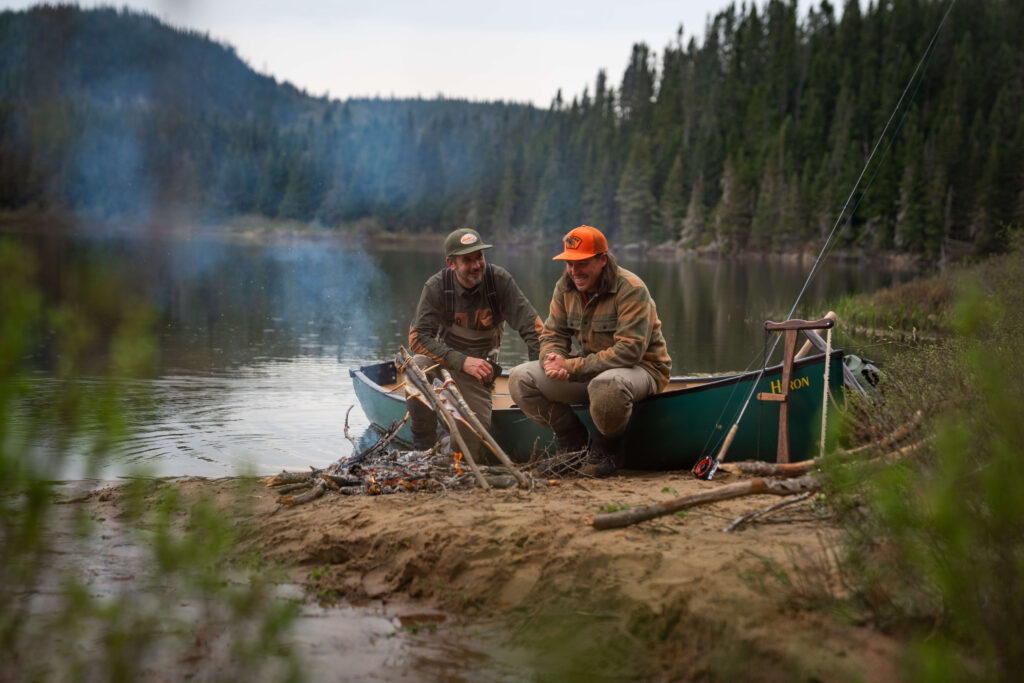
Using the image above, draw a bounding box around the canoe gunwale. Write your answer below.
[634,348,845,407]
[349,349,844,413]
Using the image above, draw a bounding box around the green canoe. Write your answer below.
[350,350,844,469]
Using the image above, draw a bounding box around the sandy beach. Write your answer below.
[72,469,903,681]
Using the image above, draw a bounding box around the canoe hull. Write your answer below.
[350,351,844,469]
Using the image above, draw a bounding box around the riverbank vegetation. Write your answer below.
[2,237,1022,679]
[2,1,1022,261]
[0,240,302,681]
[818,234,1024,679]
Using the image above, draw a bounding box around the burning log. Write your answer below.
[264,341,551,508]
[320,473,363,487]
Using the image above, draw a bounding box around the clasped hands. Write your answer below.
[463,353,568,382]
[543,352,570,381]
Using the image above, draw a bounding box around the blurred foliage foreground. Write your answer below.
[0,239,302,681]
[824,234,1024,680]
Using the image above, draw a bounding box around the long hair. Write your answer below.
[560,252,618,294]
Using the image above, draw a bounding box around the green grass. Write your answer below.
[832,273,955,337]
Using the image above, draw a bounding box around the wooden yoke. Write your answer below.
[757,317,835,463]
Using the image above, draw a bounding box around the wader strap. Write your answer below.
[483,264,502,328]
[443,267,456,329]
[441,264,502,330]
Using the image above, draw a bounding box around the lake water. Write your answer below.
[13,231,910,479]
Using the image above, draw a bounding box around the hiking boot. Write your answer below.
[533,423,589,476]
[581,431,625,477]
[555,424,590,454]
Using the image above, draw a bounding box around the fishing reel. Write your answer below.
[692,455,719,481]
[486,349,502,382]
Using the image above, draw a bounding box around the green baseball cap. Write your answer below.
[444,228,493,258]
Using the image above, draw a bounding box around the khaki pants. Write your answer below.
[508,361,658,438]
[405,354,494,461]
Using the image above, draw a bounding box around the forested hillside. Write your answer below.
[1,1,1021,259]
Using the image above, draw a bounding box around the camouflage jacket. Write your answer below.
[409,264,542,371]
[539,266,671,388]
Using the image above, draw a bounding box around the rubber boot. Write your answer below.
[406,397,438,451]
[581,431,625,477]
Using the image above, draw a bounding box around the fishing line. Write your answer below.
[696,0,957,466]
[694,327,778,459]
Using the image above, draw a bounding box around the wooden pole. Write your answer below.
[760,318,835,464]
[777,329,798,463]
[794,311,837,361]
[438,368,529,488]
[398,348,490,490]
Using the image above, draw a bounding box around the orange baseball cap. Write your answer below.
[552,225,608,261]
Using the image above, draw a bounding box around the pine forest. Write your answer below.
[1,1,1022,260]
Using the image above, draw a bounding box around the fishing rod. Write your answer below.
[693,0,957,480]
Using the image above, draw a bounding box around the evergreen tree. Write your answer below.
[491,162,521,233]
[714,156,752,252]
[680,173,707,248]
[615,135,660,243]
[619,43,656,130]
[659,153,687,241]
[896,159,926,253]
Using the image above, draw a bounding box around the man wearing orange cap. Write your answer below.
[509,225,671,476]
[407,228,543,458]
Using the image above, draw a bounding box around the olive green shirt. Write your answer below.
[409,264,542,371]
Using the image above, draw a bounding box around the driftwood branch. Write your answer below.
[594,415,932,531]
[275,481,313,495]
[334,411,409,470]
[592,475,821,530]
[719,460,817,477]
[843,409,924,455]
[281,480,326,506]
[343,405,359,452]
[719,410,927,478]
[724,491,814,532]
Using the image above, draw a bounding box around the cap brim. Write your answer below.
[552,250,596,261]
[449,243,493,257]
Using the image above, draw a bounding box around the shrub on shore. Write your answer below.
[826,233,1024,680]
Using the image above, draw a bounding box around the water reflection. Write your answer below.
[15,232,911,477]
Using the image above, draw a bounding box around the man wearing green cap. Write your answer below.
[407,228,542,457]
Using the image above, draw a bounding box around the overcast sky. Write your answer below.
[2,1,816,106]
